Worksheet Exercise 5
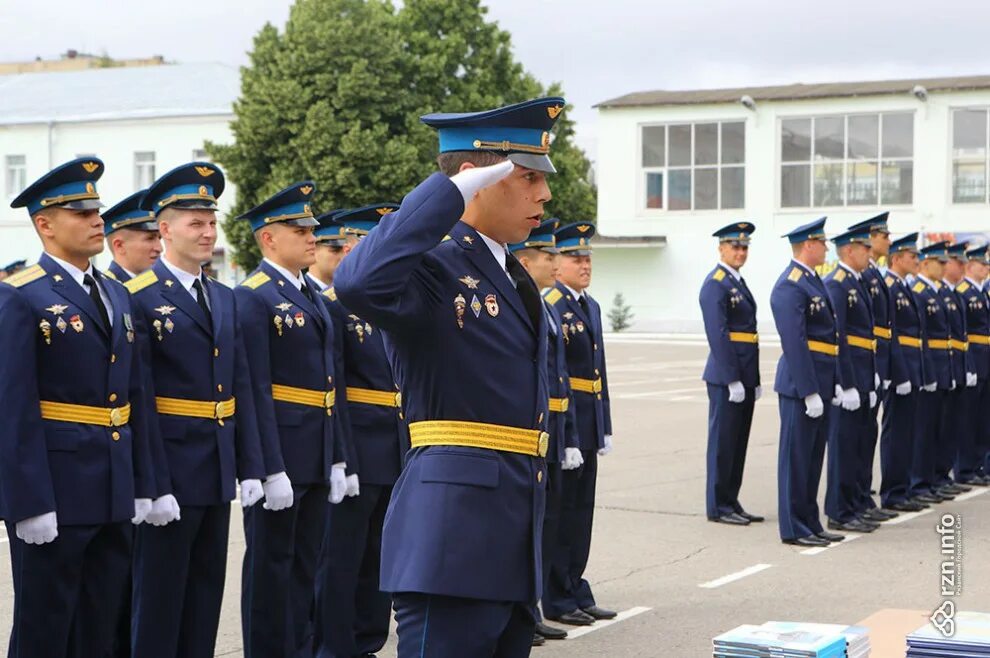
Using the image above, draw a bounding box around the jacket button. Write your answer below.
[328,376,333,385]
[538,413,544,423]
[594,344,599,351]
[108,393,117,402]
[110,354,116,363]
[595,369,600,376]
[217,384,223,393]
[111,431,120,441]
[537,471,543,483]
[597,393,602,400]
[214,348,219,357]
[559,376,563,383]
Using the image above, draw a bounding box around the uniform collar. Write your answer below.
[307,273,330,292]
[965,276,985,291]
[477,231,507,274]
[160,254,203,297]
[115,263,137,279]
[263,257,305,290]
[791,258,817,277]
[838,261,861,280]
[45,252,94,289]
[719,262,742,280]
[563,283,585,301]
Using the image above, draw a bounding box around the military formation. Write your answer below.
[0,96,617,658]
[701,215,990,547]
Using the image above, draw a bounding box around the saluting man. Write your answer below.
[1,158,155,656]
[823,225,879,534]
[335,96,563,656]
[509,218,581,645]
[955,245,990,485]
[769,218,843,547]
[126,162,267,658]
[102,190,162,283]
[314,203,406,658]
[234,182,349,658]
[699,222,763,526]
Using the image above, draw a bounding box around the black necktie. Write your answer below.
[579,294,589,314]
[300,281,314,304]
[192,278,213,327]
[505,253,542,329]
[83,273,111,332]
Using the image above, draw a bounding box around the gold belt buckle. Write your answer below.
[324,391,334,416]
[109,406,124,428]
[395,391,402,408]
[215,401,226,426]
[538,431,549,458]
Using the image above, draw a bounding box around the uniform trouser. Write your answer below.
[880,388,918,506]
[777,396,829,541]
[705,383,756,518]
[314,483,393,658]
[909,389,945,498]
[825,393,871,523]
[393,592,534,658]
[532,461,563,623]
[5,520,131,658]
[935,387,964,486]
[856,393,882,511]
[242,483,329,658]
[957,379,989,481]
[131,503,230,658]
[543,449,597,618]
[112,527,134,658]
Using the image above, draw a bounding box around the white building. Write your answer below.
[0,63,242,281]
[594,75,990,333]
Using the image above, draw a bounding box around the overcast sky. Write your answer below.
[2,0,990,159]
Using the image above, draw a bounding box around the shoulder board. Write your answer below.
[240,272,271,290]
[103,269,118,281]
[834,268,846,283]
[957,281,971,293]
[912,281,926,293]
[543,288,564,305]
[787,267,803,282]
[323,286,337,301]
[3,264,45,288]
[124,269,158,294]
[712,268,725,282]
[884,276,894,287]
[441,235,452,243]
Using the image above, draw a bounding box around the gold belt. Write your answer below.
[570,377,603,394]
[409,420,549,458]
[898,336,922,348]
[548,397,570,413]
[928,339,951,350]
[873,326,892,340]
[346,387,402,408]
[969,334,990,346]
[272,384,336,415]
[728,331,759,344]
[39,400,131,427]
[156,396,235,425]
[949,339,969,351]
[807,340,839,356]
[846,335,877,352]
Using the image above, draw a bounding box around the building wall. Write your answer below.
[595,89,990,333]
[0,115,239,280]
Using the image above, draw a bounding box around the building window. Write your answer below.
[640,121,745,211]
[780,112,913,208]
[134,151,156,189]
[951,108,990,203]
[5,155,27,199]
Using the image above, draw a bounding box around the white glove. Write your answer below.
[951,379,957,391]
[240,479,264,508]
[132,498,152,525]
[345,473,360,498]
[804,393,824,418]
[449,159,514,205]
[727,381,745,403]
[598,434,613,456]
[895,381,912,395]
[967,372,978,388]
[146,494,181,526]
[329,463,347,504]
[16,511,58,545]
[923,382,937,392]
[262,472,294,511]
[754,385,763,401]
[562,447,584,471]
[869,391,878,408]
[883,379,892,390]
[874,373,881,390]
[831,384,843,406]
[841,388,861,411]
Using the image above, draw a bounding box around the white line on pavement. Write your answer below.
[800,533,863,556]
[564,606,653,639]
[952,487,989,502]
[884,507,934,526]
[698,563,773,589]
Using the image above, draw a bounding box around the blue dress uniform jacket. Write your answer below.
[234,261,342,483]
[824,266,877,394]
[545,300,579,463]
[912,278,953,390]
[334,172,550,604]
[107,260,133,283]
[887,274,926,388]
[862,263,892,382]
[126,259,265,503]
[699,264,760,388]
[545,281,612,451]
[958,279,990,381]
[0,254,155,524]
[943,282,972,382]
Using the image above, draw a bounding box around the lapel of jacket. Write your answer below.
[156,260,212,336]
[41,254,111,341]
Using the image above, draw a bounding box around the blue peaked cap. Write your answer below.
[10,157,105,215]
[236,182,319,232]
[508,218,560,254]
[103,190,158,235]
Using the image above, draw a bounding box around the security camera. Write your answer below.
[740,95,756,110]
[912,85,928,101]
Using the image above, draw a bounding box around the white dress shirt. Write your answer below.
[46,253,113,326]
[264,258,306,291]
[160,256,210,309]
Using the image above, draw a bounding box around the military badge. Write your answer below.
[39,318,52,345]
[56,316,67,333]
[124,313,135,343]
[295,312,305,328]
[285,314,294,328]
[809,296,825,314]
[164,279,174,287]
[485,294,499,317]
[848,289,859,307]
[69,314,84,333]
[355,323,365,343]
[459,276,480,290]
[454,293,466,328]
[52,274,63,282]
[273,315,284,336]
[563,312,574,320]
[154,305,176,316]
[45,304,67,316]
[276,302,292,312]
[471,294,482,318]
[577,321,585,332]
[164,318,175,333]
[365,322,373,335]
[152,319,164,341]
[462,236,474,244]
[562,323,569,343]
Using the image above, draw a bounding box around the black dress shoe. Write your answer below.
[534,622,568,640]
[828,518,878,533]
[863,508,898,521]
[546,610,595,626]
[710,512,750,526]
[816,530,845,542]
[532,633,546,646]
[885,501,926,512]
[913,493,942,504]
[936,484,962,496]
[958,477,988,487]
[581,605,617,620]
[737,511,765,522]
[949,482,972,493]
[783,535,829,547]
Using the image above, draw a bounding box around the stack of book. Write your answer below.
[761,622,870,657]
[713,623,850,657]
[907,611,990,656]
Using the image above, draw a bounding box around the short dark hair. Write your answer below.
[436,150,508,177]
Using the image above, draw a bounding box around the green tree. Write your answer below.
[608,292,634,332]
[209,0,596,271]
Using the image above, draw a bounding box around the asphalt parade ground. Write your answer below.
[0,337,985,656]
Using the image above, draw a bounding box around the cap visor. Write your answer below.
[508,153,556,174]
[283,217,320,228]
[168,200,219,211]
[63,199,105,210]
[561,248,593,256]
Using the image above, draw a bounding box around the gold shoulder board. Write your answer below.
[3,264,45,288]
[323,287,337,301]
[240,272,271,290]
[787,267,803,282]
[912,281,926,293]
[543,288,563,305]
[103,269,118,281]
[834,268,846,282]
[884,276,894,287]
[958,281,970,293]
[124,269,158,294]
[712,269,725,282]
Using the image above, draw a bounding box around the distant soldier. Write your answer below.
[102,190,162,283]
[955,245,990,485]
[307,209,347,292]
[0,259,27,281]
